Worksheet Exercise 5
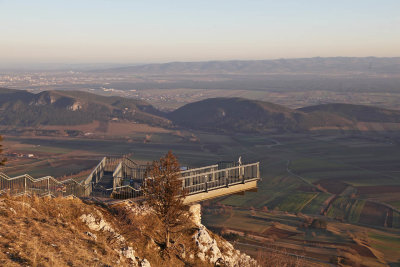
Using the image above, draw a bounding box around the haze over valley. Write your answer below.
[2,57,400,112]
[2,57,400,266]
[1,1,400,266]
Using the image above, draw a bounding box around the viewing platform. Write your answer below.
[0,156,260,203]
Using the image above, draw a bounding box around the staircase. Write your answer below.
[90,157,127,198]
[92,171,114,197]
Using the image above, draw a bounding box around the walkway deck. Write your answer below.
[0,156,260,203]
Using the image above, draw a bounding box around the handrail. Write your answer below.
[180,164,218,175]
[112,162,123,190]
[113,185,142,192]
[109,162,260,198]
[179,162,259,180]
[83,157,106,185]
[1,158,260,201]
[0,172,89,198]
[122,157,138,168]
[113,162,123,178]
[0,172,82,185]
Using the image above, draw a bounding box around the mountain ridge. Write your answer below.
[2,88,400,133]
[169,97,400,133]
[100,57,400,75]
[0,88,169,127]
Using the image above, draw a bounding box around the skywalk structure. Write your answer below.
[0,156,260,204]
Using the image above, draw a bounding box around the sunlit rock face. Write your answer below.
[189,204,259,267]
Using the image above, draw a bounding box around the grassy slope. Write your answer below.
[0,195,215,267]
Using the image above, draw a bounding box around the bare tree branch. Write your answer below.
[143,151,189,249]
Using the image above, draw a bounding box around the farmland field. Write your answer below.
[202,206,400,266]
[1,130,400,265]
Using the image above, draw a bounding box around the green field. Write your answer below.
[300,192,332,214]
[347,199,366,223]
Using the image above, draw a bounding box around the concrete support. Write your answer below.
[189,204,202,226]
[183,180,257,204]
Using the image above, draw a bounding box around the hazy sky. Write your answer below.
[1,0,399,64]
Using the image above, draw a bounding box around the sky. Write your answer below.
[0,0,399,64]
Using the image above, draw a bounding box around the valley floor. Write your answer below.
[1,130,400,266]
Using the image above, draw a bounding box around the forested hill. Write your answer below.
[2,88,400,133]
[0,88,169,127]
[168,98,400,133]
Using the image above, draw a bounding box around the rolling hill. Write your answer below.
[0,88,170,127]
[168,98,400,133]
[2,88,400,134]
[299,103,400,123]
[168,98,304,133]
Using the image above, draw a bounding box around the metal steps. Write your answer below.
[92,171,114,197]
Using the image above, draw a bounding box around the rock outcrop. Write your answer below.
[190,204,258,267]
[80,211,150,267]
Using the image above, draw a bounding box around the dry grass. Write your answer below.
[109,201,210,266]
[0,194,339,267]
[0,195,215,267]
[0,195,125,266]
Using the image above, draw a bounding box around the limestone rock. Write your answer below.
[140,258,151,267]
[193,224,259,267]
[80,213,112,232]
[189,204,202,226]
[121,246,138,266]
[85,231,97,241]
[80,213,125,243]
[193,225,223,263]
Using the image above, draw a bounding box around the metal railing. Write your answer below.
[112,162,123,190]
[111,185,144,199]
[183,162,260,195]
[109,162,260,200]
[0,156,109,198]
[180,164,219,178]
[83,157,107,196]
[0,172,88,198]
[0,157,260,202]
[122,157,139,169]
[104,157,121,172]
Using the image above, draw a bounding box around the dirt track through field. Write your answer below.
[236,242,335,266]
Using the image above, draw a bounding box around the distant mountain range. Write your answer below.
[1,88,400,133]
[103,57,400,75]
